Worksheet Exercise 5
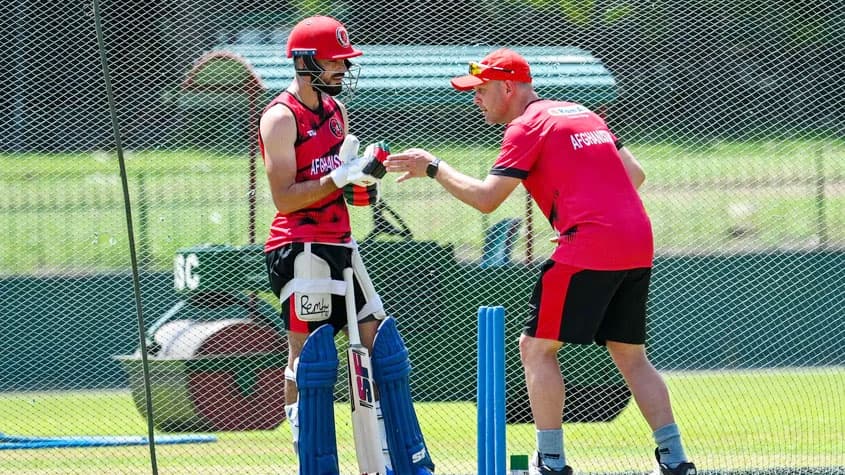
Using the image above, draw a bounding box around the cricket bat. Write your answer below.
[343,268,385,474]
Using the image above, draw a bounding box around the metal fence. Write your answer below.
[1,0,843,474]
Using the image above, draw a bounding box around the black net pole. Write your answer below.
[91,1,159,473]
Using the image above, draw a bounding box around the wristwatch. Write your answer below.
[426,157,442,179]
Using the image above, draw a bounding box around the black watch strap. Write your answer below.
[426,157,441,179]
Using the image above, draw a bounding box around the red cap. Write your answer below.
[450,48,532,91]
[286,16,363,60]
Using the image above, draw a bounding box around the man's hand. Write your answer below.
[384,148,438,183]
[330,135,390,188]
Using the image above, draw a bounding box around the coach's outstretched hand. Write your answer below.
[384,148,439,183]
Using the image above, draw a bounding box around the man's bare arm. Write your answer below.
[618,146,645,189]
[385,148,521,214]
[260,105,338,214]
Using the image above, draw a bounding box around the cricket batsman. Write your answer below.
[258,15,435,475]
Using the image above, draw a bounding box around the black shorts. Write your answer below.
[523,260,650,345]
[265,242,382,334]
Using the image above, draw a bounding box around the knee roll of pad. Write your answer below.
[351,246,386,320]
[295,325,340,475]
[372,318,435,474]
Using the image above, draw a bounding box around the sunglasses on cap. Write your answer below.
[468,61,515,77]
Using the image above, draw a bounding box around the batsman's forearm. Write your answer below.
[434,161,497,213]
[272,176,338,215]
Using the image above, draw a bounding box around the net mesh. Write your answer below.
[1,0,843,473]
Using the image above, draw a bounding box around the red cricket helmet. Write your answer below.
[286,16,363,60]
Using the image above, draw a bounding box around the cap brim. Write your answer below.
[450,75,486,91]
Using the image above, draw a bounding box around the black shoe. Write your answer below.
[530,452,573,475]
[654,448,697,475]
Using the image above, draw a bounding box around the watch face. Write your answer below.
[426,161,438,178]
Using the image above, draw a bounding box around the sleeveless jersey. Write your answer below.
[259,91,351,252]
[490,100,654,270]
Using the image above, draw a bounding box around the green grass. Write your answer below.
[1,139,844,274]
[1,367,843,474]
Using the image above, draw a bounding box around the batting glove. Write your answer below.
[330,135,390,188]
[359,141,389,180]
[343,182,381,207]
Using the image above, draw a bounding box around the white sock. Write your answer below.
[537,428,566,470]
[376,400,392,470]
[285,402,299,453]
[284,365,299,453]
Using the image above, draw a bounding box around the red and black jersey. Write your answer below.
[259,91,351,252]
[491,100,653,270]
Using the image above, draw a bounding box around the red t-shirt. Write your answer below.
[258,91,351,252]
[491,100,653,270]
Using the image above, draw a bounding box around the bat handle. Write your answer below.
[344,267,362,346]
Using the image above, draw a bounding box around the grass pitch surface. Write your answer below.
[1,367,842,474]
